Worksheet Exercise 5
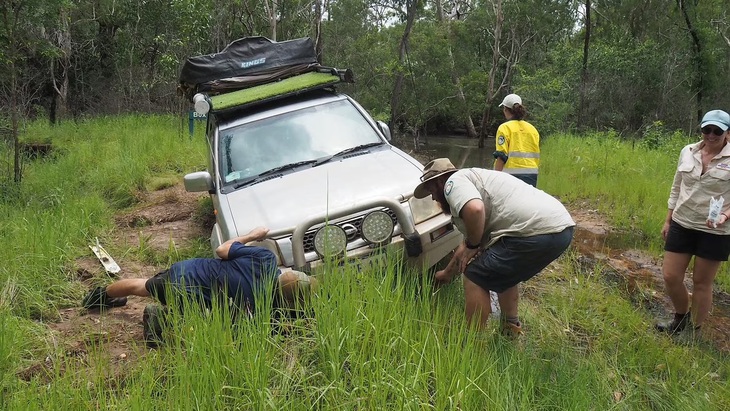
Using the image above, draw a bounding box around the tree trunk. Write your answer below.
[390,0,419,142]
[11,62,21,183]
[50,6,72,123]
[314,0,323,63]
[677,0,703,123]
[578,0,591,131]
[478,0,504,148]
[436,0,477,139]
[1,0,25,183]
[264,0,278,41]
[449,46,477,139]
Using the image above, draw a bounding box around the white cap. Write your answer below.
[499,93,522,108]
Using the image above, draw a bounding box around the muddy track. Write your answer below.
[19,186,730,382]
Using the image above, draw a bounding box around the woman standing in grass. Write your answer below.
[493,93,540,187]
[657,109,730,335]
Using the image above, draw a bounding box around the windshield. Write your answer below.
[219,99,383,184]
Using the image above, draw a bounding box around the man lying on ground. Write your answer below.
[82,226,316,344]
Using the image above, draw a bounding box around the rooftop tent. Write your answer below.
[178,36,319,100]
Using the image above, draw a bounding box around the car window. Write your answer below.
[220,99,383,184]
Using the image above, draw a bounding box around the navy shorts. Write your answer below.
[512,174,538,187]
[664,220,730,261]
[464,227,574,293]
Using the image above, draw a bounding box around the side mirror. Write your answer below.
[377,120,392,142]
[184,171,214,193]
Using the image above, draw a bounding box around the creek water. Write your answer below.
[394,135,730,352]
[394,135,495,169]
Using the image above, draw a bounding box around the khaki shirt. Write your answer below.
[669,141,730,234]
[445,169,575,247]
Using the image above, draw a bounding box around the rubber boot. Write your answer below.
[655,312,691,335]
[143,304,166,348]
[82,286,127,309]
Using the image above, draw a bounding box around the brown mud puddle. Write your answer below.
[571,206,730,352]
[18,189,730,383]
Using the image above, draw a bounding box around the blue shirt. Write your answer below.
[167,243,280,312]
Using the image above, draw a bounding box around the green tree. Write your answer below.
[0,0,57,183]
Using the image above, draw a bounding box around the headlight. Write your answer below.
[408,196,442,224]
[361,210,394,245]
[313,224,348,257]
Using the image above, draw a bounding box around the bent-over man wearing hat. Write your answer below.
[414,158,575,336]
[82,226,316,345]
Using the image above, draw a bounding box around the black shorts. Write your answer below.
[145,269,173,305]
[464,227,574,293]
[664,220,730,261]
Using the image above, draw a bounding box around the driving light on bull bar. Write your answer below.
[313,224,348,257]
[361,210,394,245]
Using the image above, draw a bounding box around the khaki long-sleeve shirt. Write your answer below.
[668,141,730,234]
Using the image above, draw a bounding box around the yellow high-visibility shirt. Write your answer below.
[494,120,540,175]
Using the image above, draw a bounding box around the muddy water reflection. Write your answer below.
[396,136,730,352]
[396,136,495,169]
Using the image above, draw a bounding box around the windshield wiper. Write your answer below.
[233,159,318,189]
[314,142,384,167]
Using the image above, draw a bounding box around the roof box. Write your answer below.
[178,36,324,100]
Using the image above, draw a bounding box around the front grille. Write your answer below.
[302,208,398,253]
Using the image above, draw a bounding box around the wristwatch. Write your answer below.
[465,240,480,250]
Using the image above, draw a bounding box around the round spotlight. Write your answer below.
[193,93,210,115]
[313,224,347,257]
[361,210,395,245]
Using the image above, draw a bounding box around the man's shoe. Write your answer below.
[501,320,524,338]
[655,312,691,335]
[143,304,166,348]
[82,286,127,309]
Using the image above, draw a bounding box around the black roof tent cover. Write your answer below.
[180,36,317,84]
[178,37,320,100]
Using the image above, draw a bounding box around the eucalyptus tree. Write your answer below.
[388,0,423,140]
[320,0,391,115]
[459,0,575,144]
[0,0,58,184]
[434,0,478,138]
[564,0,729,133]
[675,0,723,123]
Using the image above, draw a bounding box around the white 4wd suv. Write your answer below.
[179,37,461,271]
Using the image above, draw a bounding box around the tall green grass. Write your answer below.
[539,131,690,250]
[4,258,729,410]
[540,131,730,291]
[0,115,206,316]
[1,119,728,410]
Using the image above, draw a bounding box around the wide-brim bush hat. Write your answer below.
[414,158,459,199]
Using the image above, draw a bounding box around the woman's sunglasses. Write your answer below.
[701,126,726,136]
